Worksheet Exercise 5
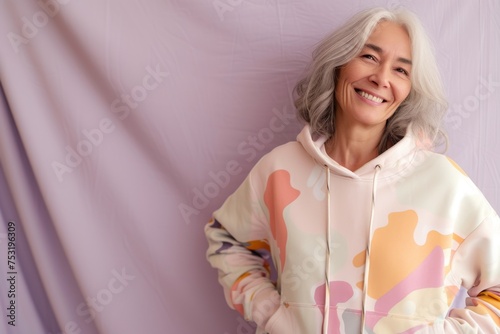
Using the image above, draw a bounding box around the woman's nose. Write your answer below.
[369,65,391,88]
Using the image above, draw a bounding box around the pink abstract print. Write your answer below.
[264,170,300,272]
[314,281,355,334]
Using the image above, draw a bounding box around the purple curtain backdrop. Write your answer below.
[0,1,498,333]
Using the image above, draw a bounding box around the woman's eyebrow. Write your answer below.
[364,43,412,65]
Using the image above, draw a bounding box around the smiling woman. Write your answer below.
[294,8,447,157]
[330,21,413,170]
[205,6,500,334]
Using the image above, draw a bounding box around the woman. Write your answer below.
[205,7,500,334]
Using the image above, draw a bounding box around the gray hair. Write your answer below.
[294,7,448,152]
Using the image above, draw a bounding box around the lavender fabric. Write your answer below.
[0,1,498,333]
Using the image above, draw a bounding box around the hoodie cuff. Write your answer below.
[251,287,281,328]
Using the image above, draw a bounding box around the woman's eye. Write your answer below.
[396,68,409,76]
[362,54,376,61]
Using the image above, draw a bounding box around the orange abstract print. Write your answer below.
[264,170,300,271]
[356,210,453,299]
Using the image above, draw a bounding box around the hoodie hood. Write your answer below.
[296,124,420,179]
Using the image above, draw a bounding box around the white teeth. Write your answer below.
[358,90,383,103]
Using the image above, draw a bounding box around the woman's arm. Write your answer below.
[433,214,500,333]
[205,174,280,328]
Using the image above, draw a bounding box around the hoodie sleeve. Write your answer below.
[429,213,500,333]
[205,170,280,328]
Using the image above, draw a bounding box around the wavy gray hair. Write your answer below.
[294,7,448,152]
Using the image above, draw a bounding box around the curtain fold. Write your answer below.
[0,1,498,333]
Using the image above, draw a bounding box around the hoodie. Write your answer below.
[205,124,500,333]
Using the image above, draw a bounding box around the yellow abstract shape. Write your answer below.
[353,251,366,290]
[354,210,452,299]
[246,239,270,251]
[478,290,500,309]
[445,286,459,306]
[468,302,500,326]
[467,305,488,315]
[447,157,467,176]
[473,291,500,326]
[453,234,465,244]
[353,250,366,267]
[444,234,465,276]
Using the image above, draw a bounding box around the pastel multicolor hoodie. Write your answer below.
[205,125,500,333]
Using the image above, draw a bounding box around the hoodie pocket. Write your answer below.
[366,310,437,333]
[264,303,299,334]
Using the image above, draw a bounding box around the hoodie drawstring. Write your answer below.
[322,164,381,334]
[322,165,332,334]
[361,164,381,333]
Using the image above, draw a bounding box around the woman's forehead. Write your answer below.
[365,21,412,60]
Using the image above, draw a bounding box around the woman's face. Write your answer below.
[334,21,412,130]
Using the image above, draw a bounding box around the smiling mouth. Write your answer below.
[355,89,386,103]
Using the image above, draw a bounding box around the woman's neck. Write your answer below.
[326,123,384,171]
